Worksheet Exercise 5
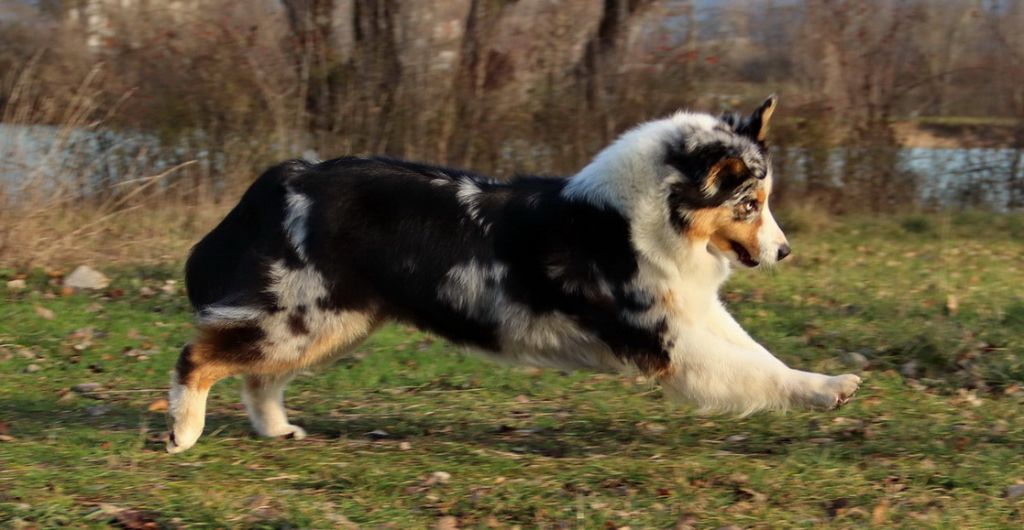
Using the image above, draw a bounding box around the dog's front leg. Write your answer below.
[706,298,765,351]
[657,321,860,414]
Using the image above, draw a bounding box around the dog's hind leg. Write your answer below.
[237,311,380,442]
[167,343,238,453]
[242,372,306,439]
[167,325,264,453]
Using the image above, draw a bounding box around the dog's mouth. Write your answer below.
[729,240,759,267]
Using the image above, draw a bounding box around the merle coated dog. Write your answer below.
[167,96,860,453]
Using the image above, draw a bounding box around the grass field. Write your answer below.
[1,213,1023,529]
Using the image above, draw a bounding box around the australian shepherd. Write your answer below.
[167,96,861,453]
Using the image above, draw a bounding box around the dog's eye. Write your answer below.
[739,199,759,215]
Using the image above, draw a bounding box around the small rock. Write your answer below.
[434,515,459,530]
[841,351,869,369]
[33,306,55,320]
[6,279,26,290]
[138,286,156,298]
[426,471,451,485]
[366,429,390,440]
[24,364,41,373]
[64,265,110,290]
[399,441,412,451]
[900,360,919,378]
[1005,484,1024,500]
[514,394,530,403]
[86,405,111,416]
[726,434,748,443]
[0,434,15,442]
[73,383,104,393]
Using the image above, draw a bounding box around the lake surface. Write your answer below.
[2,123,1021,209]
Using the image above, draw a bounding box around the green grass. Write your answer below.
[1,214,1023,529]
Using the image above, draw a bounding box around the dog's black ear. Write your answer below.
[722,95,777,145]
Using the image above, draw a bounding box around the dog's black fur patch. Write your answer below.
[186,156,674,372]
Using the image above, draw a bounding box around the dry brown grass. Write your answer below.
[0,193,233,270]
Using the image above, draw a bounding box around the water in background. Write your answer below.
[2,123,1021,210]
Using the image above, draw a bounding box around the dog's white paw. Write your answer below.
[166,427,201,454]
[258,423,307,440]
[818,374,862,410]
[793,372,862,411]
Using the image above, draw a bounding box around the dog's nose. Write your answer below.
[777,244,791,262]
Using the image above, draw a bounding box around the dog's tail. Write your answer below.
[184,159,312,311]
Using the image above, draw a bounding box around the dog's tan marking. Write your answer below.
[703,157,749,195]
[257,311,380,374]
[685,181,770,260]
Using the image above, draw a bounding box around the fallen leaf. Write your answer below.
[399,441,412,451]
[112,509,161,530]
[0,434,14,442]
[147,399,168,412]
[825,498,849,518]
[0,421,9,435]
[434,516,459,530]
[34,305,55,320]
[945,294,959,315]
[638,422,666,434]
[872,499,889,525]
[673,513,698,530]
[425,471,451,486]
[736,486,767,504]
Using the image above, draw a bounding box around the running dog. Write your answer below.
[167,96,861,453]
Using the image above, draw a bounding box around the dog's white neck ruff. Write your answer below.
[562,112,733,293]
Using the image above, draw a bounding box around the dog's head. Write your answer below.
[663,96,789,268]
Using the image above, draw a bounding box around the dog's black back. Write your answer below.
[186,157,669,371]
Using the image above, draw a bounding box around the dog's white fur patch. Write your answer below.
[561,111,856,414]
[242,373,307,439]
[455,177,489,232]
[284,189,312,261]
[438,260,625,372]
[197,305,264,326]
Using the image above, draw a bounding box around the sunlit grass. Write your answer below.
[1,213,1022,528]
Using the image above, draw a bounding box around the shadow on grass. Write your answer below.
[4,395,1001,463]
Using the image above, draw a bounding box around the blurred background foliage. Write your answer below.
[1,0,1022,264]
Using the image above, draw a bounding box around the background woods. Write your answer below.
[1,0,1023,263]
